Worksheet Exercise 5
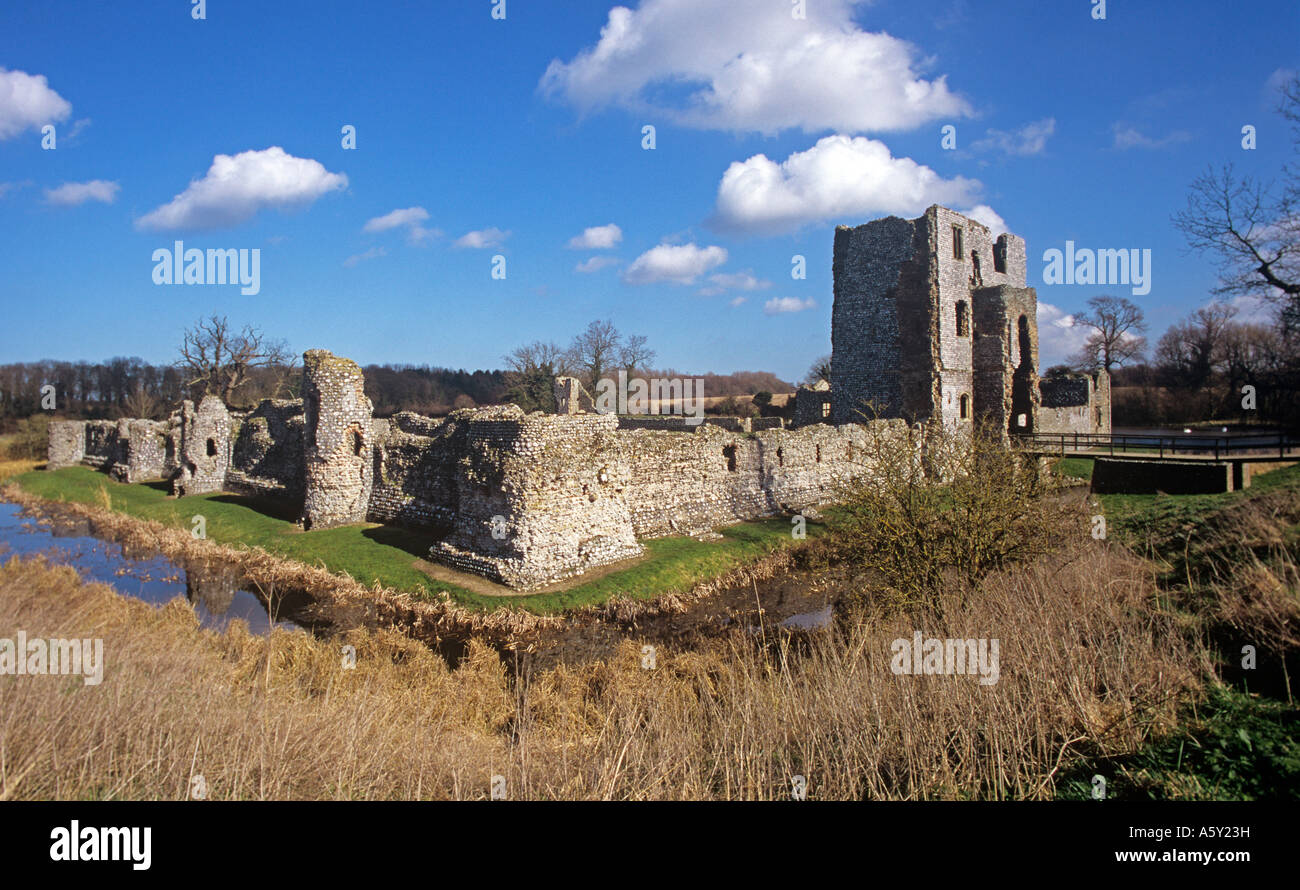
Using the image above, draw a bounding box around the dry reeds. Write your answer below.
[0,535,1203,800]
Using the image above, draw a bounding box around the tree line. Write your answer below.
[0,316,792,430]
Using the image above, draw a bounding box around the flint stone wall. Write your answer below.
[47,420,87,469]
[228,399,306,501]
[301,350,373,530]
[621,419,914,538]
[367,411,464,529]
[175,396,231,496]
[430,407,644,590]
[109,419,169,483]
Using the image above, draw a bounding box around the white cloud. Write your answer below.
[364,206,428,232]
[540,0,970,135]
[729,296,748,307]
[699,270,772,296]
[1111,123,1192,150]
[454,227,511,249]
[971,117,1055,156]
[1266,67,1296,93]
[344,246,388,268]
[136,146,347,231]
[964,204,1007,236]
[0,68,71,140]
[363,206,439,244]
[567,223,623,249]
[623,242,727,285]
[1035,301,1090,366]
[764,296,817,315]
[0,180,32,199]
[576,255,620,273]
[1227,294,1279,325]
[713,134,990,235]
[44,179,119,206]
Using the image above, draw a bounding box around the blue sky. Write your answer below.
[1,0,1296,382]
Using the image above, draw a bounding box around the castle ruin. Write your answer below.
[46,206,1108,591]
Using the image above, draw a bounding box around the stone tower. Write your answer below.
[301,349,373,529]
[830,205,1038,434]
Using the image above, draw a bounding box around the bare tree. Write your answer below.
[504,340,569,377]
[1070,295,1147,371]
[1173,74,1300,328]
[805,355,832,386]
[618,333,656,378]
[502,340,568,413]
[177,315,292,405]
[566,319,621,389]
[1155,302,1237,392]
[122,382,160,420]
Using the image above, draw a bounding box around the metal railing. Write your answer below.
[1014,430,1299,461]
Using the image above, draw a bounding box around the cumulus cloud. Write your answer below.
[363,206,439,243]
[971,117,1055,156]
[453,227,510,249]
[764,296,817,315]
[540,0,969,135]
[623,242,727,285]
[698,270,772,296]
[712,134,991,235]
[136,147,347,231]
[344,246,388,268]
[729,296,748,307]
[964,204,1007,235]
[0,68,71,140]
[44,179,119,206]
[1035,301,1089,366]
[567,223,623,249]
[576,255,620,273]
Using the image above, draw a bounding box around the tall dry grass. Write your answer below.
[0,535,1204,800]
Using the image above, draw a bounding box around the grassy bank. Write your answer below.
[1068,460,1300,797]
[7,466,813,613]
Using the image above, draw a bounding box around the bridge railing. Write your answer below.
[1013,431,1299,460]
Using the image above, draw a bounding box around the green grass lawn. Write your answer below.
[1050,456,1094,481]
[7,467,815,614]
[1099,462,1300,547]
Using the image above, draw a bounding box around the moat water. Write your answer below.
[0,500,300,635]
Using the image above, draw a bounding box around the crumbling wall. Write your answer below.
[301,350,373,529]
[1038,372,1110,436]
[1092,370,1112,434]
[174,396,232,496]
[621,419,914,538]
[553,377,595,415]
[109,419,169,483]
[367,411,463,529]
[972,284,1039,436]
[47,420,87,469]
[793,381,832,427]
[228,399,306,501]
[431,407,643,589]
[81,421,119,469]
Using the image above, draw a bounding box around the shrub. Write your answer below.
[4,414,51,461]
[831,421,1086,614]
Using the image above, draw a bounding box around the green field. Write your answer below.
[7,467,815,613]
